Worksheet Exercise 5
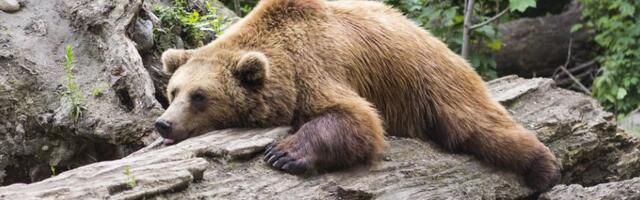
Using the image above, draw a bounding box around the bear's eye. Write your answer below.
[191,93,206,103]
[171,89,178,98]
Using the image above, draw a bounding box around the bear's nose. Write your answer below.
[155,119,173,138]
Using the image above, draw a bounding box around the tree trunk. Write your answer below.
[496,1,591,78]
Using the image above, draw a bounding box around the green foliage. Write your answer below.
[385,0,535,80]
[240,4,254,16]
[124,165,136,188]
[220,0,257,17]
[579,0,640,117]
[62,45,85,122]
[508,0,536,12]
[153,0,232,51]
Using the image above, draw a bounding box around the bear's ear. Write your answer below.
[161,49,193,74]
[232,52,269,88]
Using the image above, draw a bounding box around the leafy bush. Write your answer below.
[578,0,640,117]
[153,0,232,51]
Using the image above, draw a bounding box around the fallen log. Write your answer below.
[1,76,639,199]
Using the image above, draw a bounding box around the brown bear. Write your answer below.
[156,0,561,190]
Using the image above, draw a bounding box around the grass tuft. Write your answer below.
[62,45,85,122]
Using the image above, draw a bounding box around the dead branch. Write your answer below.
[555,39,592,95]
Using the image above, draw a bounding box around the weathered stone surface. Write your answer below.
[1,76,639,199]
[0,128,286,199]
[0,0,238,185]
[128,12,155,52]
[0,0,163,184]
[0,0,20,12]
[540,177,640,200]
[489,76,640,186]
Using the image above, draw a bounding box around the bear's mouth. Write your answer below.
[162,138,175,145]
[161,130,195,145]
[161,126,219,146]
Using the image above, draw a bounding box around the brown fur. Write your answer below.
[159,0,561,190]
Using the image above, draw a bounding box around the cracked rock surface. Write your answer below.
[540,177,640,200]
[0,0,20,12]
[0,0,232,185]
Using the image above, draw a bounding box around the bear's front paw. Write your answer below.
[264,140,312,175]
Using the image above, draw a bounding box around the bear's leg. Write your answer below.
[264,101,385,174]
[455,123,561,191]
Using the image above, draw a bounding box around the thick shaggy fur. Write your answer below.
[159,0,561,190]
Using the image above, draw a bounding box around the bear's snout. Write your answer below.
[155,119,173,139]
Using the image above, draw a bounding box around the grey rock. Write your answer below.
[540,177,640,200]
[0,0,20,12]
[0,0,164,185]
[127,16,154,52]
[24,18,47,36]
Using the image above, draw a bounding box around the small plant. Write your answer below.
[90,83,108,97]
[62,45,85,122]
[50,165,56,176]
[124,165,136,188]
[240,4,253,16]
[153,0,233,51]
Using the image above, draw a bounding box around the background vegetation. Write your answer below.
[153,0,232,52]
[579,0,640,118]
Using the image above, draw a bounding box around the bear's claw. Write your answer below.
[264,143,309,175]
[265,143,275,152]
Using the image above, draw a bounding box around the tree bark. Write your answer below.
[462,0,474,59]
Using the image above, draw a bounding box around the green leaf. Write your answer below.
[606,94,616,103]
[486,39,502,51]
[508,0,537,12]
[476,25,496,37]
[619,2,635,17]
[570,24,583,33]
[617,88,628,100]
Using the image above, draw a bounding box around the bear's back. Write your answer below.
[320,1,490,138]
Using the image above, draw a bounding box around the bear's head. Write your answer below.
[155,48,272,144]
